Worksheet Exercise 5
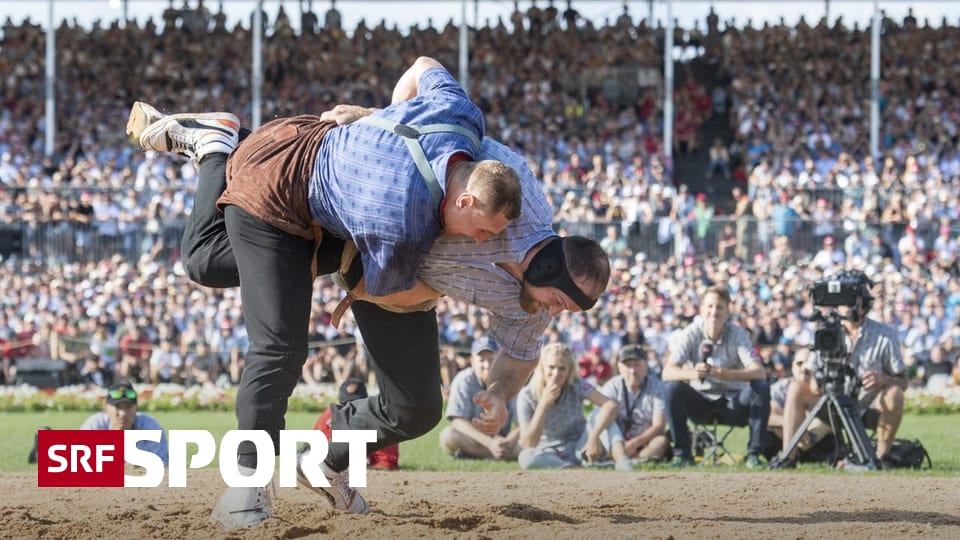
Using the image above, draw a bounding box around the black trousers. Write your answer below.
[182,153,444,470]
[181,152,239,288]
[663,380,771,459]
[327,300,442,470]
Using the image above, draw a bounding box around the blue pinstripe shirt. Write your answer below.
[308,68,484,296]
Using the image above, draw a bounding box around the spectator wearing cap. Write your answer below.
[79,382,169,467]
[589,344,669,470]
[313,378,399,470]
[439,337,520,461]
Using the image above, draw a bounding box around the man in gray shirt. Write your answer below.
[661,286,770,468]
[439,336,520,460]
[779,270,906,466]
[593,344,669,469]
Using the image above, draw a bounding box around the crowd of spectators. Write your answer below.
[711,10,960,259]
[0,4,959,402]
[3,218,959,397]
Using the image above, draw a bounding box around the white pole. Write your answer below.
[870,0,880,159]
[252,0,263,129]
[664,0,674,163]
[459,0,469,93]
[44,0,55,157]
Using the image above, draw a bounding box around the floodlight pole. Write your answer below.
[252,0,263,129]
[870,0,880,159]
[45,0,55,158]
[664,0,674,164]
[459,0,469,94]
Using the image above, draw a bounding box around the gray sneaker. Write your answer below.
[127,101,239,161]
[296,450,369,514]
[210,484,272,529]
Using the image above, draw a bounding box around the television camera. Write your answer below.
[808,275,869,396]
[771,271,880,470]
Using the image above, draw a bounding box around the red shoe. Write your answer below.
[368,459,399,471]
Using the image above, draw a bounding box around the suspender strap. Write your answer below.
[356,115,481,205]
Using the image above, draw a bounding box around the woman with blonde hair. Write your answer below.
[517,343,620,469]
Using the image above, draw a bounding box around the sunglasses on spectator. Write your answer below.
[108,388,137,401]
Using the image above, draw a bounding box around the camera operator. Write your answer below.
[662,286,771,468]
[779,270,907,467]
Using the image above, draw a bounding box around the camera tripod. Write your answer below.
[771,385,880,470]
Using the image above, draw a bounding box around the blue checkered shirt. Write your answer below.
[309,67,484,296]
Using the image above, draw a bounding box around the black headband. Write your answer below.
[523,237,597,310]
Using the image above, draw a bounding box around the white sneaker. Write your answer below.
[210,466,273,529]
[296,451,369,514]
[128,101,239,161]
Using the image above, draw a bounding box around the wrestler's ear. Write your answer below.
[455,192,477,209]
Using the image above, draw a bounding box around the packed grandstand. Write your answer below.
[0,2,958,399]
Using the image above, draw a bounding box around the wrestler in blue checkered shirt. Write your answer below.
[310,65,486,296]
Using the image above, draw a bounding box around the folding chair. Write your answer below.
[692,421,736,466]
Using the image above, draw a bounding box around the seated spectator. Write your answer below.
[517,343,620,469]
[591,344,669,469]
[811,236,846,270]
[661,287,770,468]
[79,353,113,389]
[314,378,398,470]
[148,338,183,384]
[764,349,833,462]
[577,345,612,386]
[439,337,520,461]
[706,138,731,179]
[183,341,219,387]
[80,382,168,467]
[919,345,954,390]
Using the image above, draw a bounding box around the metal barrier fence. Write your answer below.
[1,216,920,265]
[0,219,188,264]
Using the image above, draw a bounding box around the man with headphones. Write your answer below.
[778,270,907,467]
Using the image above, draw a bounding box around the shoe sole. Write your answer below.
[296,467,340,509]
[126,102,163,139]
[126,102,239,149]
[296,466,369,514]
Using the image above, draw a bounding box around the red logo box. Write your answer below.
[37,430,125,487]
